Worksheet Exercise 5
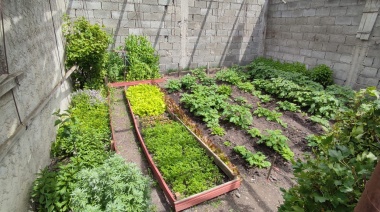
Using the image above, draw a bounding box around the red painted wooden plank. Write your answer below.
[174,179,241,211]
[123,83,241,211]
[108,78,166,88]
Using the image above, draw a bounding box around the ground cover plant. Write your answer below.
[31,90,151,212]
[142,121,223,198]
[126,84,166,117]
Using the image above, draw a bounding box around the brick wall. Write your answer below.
[66,0,266,71]
[265,0,380,89]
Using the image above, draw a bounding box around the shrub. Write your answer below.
[279,87,380,211]
[165,79,182,93]
[63,16,111,89]
[32,89,111,212]
[70,155,151,212]
[124,35,160,81]
[104,52,126,82]
[310,64,333,87]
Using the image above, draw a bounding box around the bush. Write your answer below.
[310,64,333,87]
[31,89,111,212]
[63,16,111,89]
[124,35,160,81]
[104,52,126,82]
[70,155,151,212]
[279,87,380,211]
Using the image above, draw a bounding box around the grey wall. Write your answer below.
[265,0,380,89]
[66,0,266,71]
[0,0,70,211]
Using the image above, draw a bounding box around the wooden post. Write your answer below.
[266,155,277,181]
[206,62,210,75]
[177,63,181,77]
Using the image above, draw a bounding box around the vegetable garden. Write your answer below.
[30,17,380,212]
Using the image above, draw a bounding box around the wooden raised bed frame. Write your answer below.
[109,79,241,211]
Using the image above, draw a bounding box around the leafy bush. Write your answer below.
[104,52,126,82]
[221,104,253,129]
[253,57,308,76]
[63,16,111,89]
[279,87,380,211]
[259,130,294,161]
[180,74,197,90]
[237,82,254,93]
[276,101,300,112]
[247,127,262,138]
[217,85,232,96]
[233,146,271,168]
[253,106,287,128]
[215,67,248,85]
[310,64,333,88]
[211,126,225,136]
[32,90,111,212]
[70,155,151,212]
[165,79,182,93]
[124,35,160,81]
[142,122,223,197]
[181,85,228,128]
[126,84,166,117]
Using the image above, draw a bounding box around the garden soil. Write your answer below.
[110,75,324,212]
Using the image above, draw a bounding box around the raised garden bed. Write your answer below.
[121,82,241,211]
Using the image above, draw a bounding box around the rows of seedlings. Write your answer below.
[164,58,355,176]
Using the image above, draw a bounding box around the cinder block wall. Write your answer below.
[66,0,266,71]
[265,0,380,89]
[0,0,70,211]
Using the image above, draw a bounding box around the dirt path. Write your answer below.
[109,89,170,212]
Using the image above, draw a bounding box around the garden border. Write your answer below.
[112,80,241,211]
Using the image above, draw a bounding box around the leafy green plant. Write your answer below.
[310,64,333,88]
[309,115,330,129]
[252,57,308,77]
[104,52,126,82]
[279,87,380,211]
[181,85,228,128]
[276,101,300,112]
[253,106,287,128]
[165,79,182,93]
[211,126,225,136]
[32,90,111,212]
[142,122,223,197]
[215,67,248,85]
[70,155,151,212]
[252,90,272,103]
[237,82,254,93]
[217,85,232,96]
[180,74,197,90]
[223,141,232,147]
[124,35,160,81]
[126,84,166,117]
[63,16,111,89]
[221,104,253,129]
[247,127,262,138]
[234,96,248,104]
[233,146,271,168]
[259,130,294,161]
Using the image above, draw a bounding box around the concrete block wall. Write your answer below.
[0,0,71,211]
[265,0,380,89]
[66,0,266,71]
